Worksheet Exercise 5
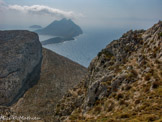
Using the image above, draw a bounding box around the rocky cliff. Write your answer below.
[54,21,162,121]
[0,30,42,106]
[0,47,87,121]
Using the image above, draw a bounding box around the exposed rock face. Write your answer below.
[84,21,161,109]
[54,21,162,121]
[8,48,87,121]
[0,30,42,106]
[84,29,145,107]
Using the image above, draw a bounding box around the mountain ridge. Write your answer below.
[53,21,162,121]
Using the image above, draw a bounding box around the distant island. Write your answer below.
[41,37,74,45]
[29,25,42,29]
[35,18,83,44]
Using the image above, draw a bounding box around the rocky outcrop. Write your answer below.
[0,30,87,121]
[83,29,145,107]
[84,21,161,109]
[7,48,87,121]
[0,30,42,106]
[54,21,162,121]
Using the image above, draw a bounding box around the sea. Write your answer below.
[39,28,126,67]
[1,26,128,67]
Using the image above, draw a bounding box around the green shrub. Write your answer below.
[119,99,125,105]
[144,73,152,81]
[134,99,140,104]
[116,93,123,100]
[125,85,131,90]
[120,113,130,118]
[94,106,102,114]
[152,81,160,89]
[158,32,162,37]
[98,49,113,59]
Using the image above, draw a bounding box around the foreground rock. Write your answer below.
[8,48,87,121]
[54,21,162,121]
[0,30,42,106]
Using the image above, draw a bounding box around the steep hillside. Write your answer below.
[0,35,87,121]
[0,30,42,106]
[9,48,87,121]
[54,21,162,121]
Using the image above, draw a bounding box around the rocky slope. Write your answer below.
[0,48,87,121]
[54,21,162,121]
[0,30,42,106]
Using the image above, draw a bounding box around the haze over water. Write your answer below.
[40,27,129,67]
[1,0,162,67]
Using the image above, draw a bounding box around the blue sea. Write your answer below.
[39,28,126,67]
[0,26,127,67]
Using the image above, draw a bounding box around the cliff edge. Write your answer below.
[10,48,87,121]
[0,30,42,106]
[0,31,87,121]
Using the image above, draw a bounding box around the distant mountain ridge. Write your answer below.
[35,18,83,38]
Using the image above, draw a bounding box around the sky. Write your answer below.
[0,0,162,30]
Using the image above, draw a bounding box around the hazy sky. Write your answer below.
[0,0,162,29]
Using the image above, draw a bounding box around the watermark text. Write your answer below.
[0,115,40,120]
